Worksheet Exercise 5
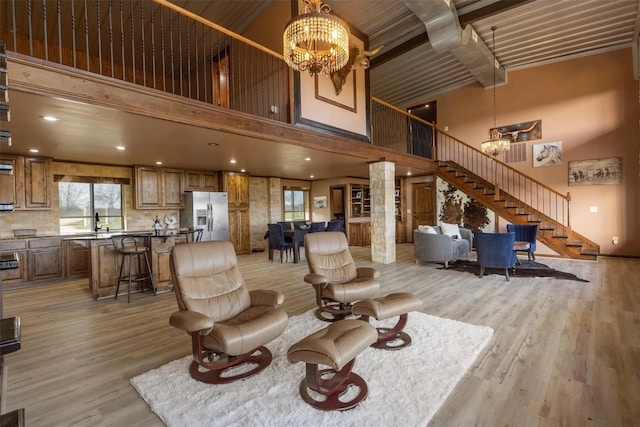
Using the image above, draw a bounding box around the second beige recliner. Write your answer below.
[303,232,380,322]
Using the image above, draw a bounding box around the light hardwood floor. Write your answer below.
[2,244,639,426]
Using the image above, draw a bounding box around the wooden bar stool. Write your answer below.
[112,235,156,303]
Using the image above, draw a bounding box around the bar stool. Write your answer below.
[112,235,156,303]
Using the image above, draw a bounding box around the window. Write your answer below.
[283,189,309,221]
[59,182,123,233]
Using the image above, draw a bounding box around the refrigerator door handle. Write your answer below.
[207,202,213,232]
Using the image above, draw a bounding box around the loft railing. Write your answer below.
[2,0,571,235]
[1,0,289,122]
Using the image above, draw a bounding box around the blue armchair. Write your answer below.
[474,231,516,281]
[506,224,538,260]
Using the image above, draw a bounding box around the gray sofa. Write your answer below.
[413,226,473,268]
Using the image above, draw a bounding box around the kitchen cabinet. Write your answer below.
[219,172,250,254]
[134,166,184,209]
[149,234,188,292]
[0,155,52,210]
[0,240,27,286]
[65,240,89,278]
[184,170,219,192]
[27,238,63,281]
[0,154,24,209]
[24,157,52,208]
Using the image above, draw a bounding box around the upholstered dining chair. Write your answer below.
[506,224,539,260]
[326,219,344,232]
[474,231,517,281]
[268,223,294,262]
[309,221,326,233]
[169,240,288,384]
[303,231,380,321]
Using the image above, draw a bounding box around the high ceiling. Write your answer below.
[3,0,639,180]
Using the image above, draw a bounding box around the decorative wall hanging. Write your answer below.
[532,141,562,167]
[436,178,494,232]
[490,119,542,143]
[313,195,328,208]
[568,157,622,186]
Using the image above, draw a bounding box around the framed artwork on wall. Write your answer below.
[532,141,562,167]
[313,196,328,209]
[568,157,622,186]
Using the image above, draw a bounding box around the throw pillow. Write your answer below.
[440,222,461,239]
[417,225,437,234]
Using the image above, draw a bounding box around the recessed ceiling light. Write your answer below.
[406,171,412,176]
[42,116,59,122]
[310,174,314,179]
[29,148,39,153]
[240,169,246,173]
[208,142,219,147]
[305,157,311,161]
[155,161,163,165]
[229,159,237,164]
[116,146,126,150]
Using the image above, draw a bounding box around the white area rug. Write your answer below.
[131,311,493,427]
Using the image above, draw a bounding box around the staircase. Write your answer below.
[434,139,599,260]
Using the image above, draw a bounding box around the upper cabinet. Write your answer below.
[0,154,51,210]
[134,166,184,209]
[219,172,250,255]
[183,170,219,192]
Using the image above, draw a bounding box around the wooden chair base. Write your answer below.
[189,346,272,384]
[299,365,368,411]
[371,329,412,350]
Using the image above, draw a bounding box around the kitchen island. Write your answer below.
[65,230,196,299]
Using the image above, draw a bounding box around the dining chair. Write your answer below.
[268,223,294,263]
[309,222,326,233]
[326,219,344,232]
[506,224,538,260]
[278,221,293,231]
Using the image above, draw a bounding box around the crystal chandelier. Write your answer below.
[283,0,350,76]
[481,26,510,157]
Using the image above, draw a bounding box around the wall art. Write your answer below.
[490,119,541,143]
[568,157,622,186]
[532,141,562,167]
[313,195,328,209]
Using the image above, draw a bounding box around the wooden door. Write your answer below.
[411,181,435,240]
[135,167,162,208]
[24,157,51,208]
[162,169,184,207]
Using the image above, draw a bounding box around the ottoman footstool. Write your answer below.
[351,292,423,350]
[287,319,377,411]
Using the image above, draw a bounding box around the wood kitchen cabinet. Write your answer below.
[0,240,27,287]
[184,170,219,191]
[0,155,52,210]
[27,238,63,281]
[65,240,89,278]
[134,166,184,209]
[219,172,250,254]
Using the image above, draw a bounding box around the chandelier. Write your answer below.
[481,26,510,157]
[283,0,350,76]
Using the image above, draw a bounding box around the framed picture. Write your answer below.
[313,196,328,209]
[532,141,562,167]
[568,157,622,186]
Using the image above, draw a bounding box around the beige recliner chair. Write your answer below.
[170,240,288,384]
[304,232,380,322]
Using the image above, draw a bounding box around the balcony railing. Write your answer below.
[1,0,289,122]
[2,0,570,235]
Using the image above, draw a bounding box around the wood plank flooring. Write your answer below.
[2,244,639,426]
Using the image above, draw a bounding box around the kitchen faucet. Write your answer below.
[94,212,102,232]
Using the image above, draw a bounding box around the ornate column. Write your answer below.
[369,161,396,263]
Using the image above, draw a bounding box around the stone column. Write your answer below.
[268,177,282,223]
[369,161,396,263]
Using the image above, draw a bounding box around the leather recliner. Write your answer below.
[303,232,380,322]
[169,240,288,384]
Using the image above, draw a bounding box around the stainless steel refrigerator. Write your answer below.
[181,192,230,241]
